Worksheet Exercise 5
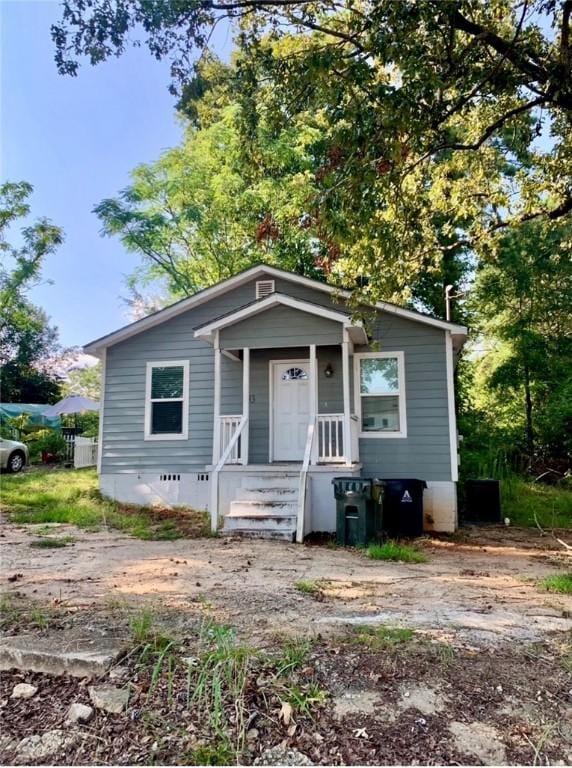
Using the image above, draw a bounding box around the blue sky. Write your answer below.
[1,0,213,349]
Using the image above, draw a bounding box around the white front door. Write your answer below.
[272,360,311,461]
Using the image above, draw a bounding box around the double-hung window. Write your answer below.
[144,361,189,440]
[354,352,407,438]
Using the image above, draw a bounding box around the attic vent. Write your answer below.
[160,473,181,482]
[256,280,275,300]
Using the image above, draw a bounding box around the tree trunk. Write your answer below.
[523,362,534,463]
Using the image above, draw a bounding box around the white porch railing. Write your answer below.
[350,414,360,463]
[211,416,248,532]
[317,413,345,463]
[218,415,243,464]
[297,417,316,543]
[74,436,98,468]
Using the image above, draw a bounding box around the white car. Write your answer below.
[0,438,29,473]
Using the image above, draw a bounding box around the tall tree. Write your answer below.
[53,1,572,304]
[464,219,572,465]
[0,182,63,403]
[95,79,327,301]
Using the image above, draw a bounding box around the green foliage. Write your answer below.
[367,541,428,563]
[95,97,325,306]
[461,220,572,469]
[187,742,236,766]
[54,2,572,308]
[34,430,67,461]
[0,181,63,403]
[502,477,572,529]
[540,574,572,595]
[63,364,101,401]
[187,621,255,760]
[279,681,327,717]
[30,536,74,548]
[293,579,322,595]
[273,637,312,677]
[348,625,415,650]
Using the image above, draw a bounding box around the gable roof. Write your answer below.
[194,292,368,345]
[84,264,467,356]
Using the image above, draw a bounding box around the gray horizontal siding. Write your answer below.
[220,305,342,349]
[356,314,452,481]
[101,271,453,480]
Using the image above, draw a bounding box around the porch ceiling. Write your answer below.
[193,292,368,346]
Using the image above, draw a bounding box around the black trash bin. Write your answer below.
[332,477,382,547]
[376,478,427,538]
[464,479,501,523]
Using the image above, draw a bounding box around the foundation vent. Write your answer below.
[197,473,210,482]
[160,473,181,482]
[256,279,275,300]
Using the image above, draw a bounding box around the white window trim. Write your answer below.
[353,351,407,438]
[144,360,189,441]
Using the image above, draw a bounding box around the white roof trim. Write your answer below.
[84,264,467,355]
[194,293,368,345]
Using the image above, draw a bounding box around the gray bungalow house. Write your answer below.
[85,265,467,541]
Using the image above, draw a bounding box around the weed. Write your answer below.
[280,681,327,717]
[561,646,572,673]
[349,624,415,650]
[187,741,235,766]
[366,540,428,563]
[30,536,75,548]
[274,637,311,677]
[30,606,50,629]
[540,573,572,594]
[130,608,156,645]
[188,620,255,761]
[0,593,13,613]
[294,579,322,595]
[433,642,456,662]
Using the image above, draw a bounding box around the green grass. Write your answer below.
[366,540,428,563]
[188,621,255,761]
[30,536,75,548]
[540,573,572,594]
[279,681,327,717]
[293,579,322,595]
[562,645,572,673]
[348,624,415,650]
[273,637,312,676]
[0,468,209,540]
[187,742,236,766]
[501,476,572,528]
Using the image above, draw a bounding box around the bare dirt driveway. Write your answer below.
[2,518,572,646]
[2,516,572,765]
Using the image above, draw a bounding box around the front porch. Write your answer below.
[210,343,361,542]
[193,292,367,540]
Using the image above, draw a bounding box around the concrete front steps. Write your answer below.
[222,474,299,541]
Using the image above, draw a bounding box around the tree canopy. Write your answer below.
[0,181,64,403]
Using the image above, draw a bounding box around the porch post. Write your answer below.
[342,328,352,464]
[241,347,250,465]
[212,330,221,465]
[309,344,318,463]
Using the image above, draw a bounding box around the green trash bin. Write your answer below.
[332,477,382,547]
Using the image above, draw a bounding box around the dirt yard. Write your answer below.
[1,516,572,765]
[2,519,572,645]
